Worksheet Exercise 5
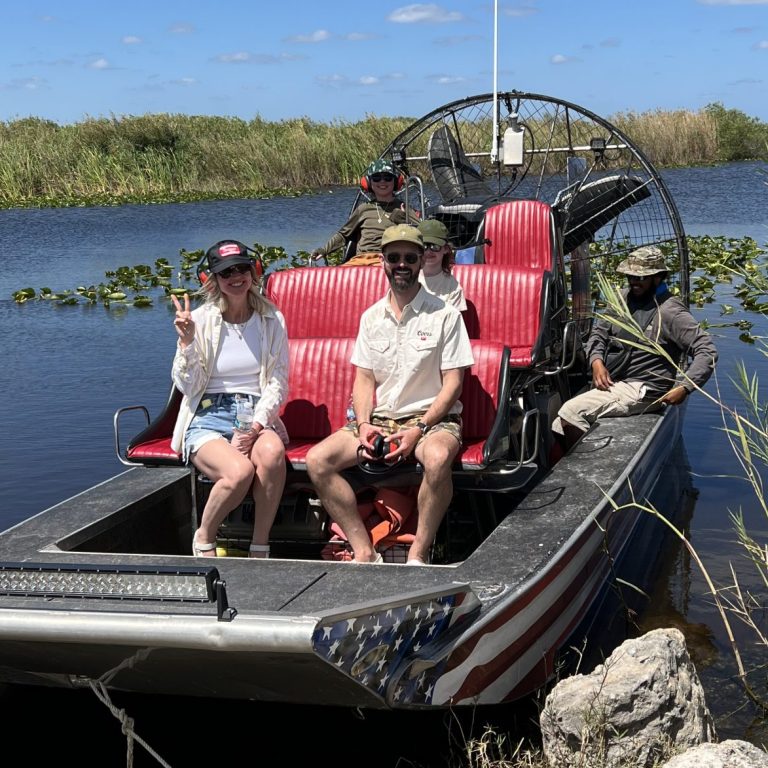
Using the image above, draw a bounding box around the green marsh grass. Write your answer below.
[1,106,766,209]
[0,113,413,208]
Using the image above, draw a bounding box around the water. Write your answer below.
[0,162,766,764]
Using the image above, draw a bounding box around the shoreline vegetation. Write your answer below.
[1,103,766,210]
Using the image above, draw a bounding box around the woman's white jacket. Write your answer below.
[170,302,289,455]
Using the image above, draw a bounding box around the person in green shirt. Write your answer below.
[312,159,410,264]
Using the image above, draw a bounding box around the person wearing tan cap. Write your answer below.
[417,218,467,310]
[553,245,718,451]
[306,224,474,564]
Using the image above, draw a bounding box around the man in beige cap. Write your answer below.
[553,245,718,451]
[306,224,474,564]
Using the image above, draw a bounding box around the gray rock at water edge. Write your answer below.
[539,628,717,768]
[661,740,768,767]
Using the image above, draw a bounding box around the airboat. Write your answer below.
[0,91,693,710]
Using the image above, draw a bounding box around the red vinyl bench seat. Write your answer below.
[480,199,557,270]
[265,262,550,367]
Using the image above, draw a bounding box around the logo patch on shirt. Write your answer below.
[416,329,432,341]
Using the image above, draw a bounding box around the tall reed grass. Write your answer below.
[0,106,765,208]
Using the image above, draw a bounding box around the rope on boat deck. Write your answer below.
[88,680,173,768]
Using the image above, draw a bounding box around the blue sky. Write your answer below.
[2,1,767,125]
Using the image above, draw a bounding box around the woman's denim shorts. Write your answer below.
[184,393,260,462]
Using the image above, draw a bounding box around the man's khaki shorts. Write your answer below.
[344,413,462,445]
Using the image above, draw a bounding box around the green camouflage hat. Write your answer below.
[380,224,424,249]
[418,219,449,247]
[366,158,396,176]
[616,245,667,276]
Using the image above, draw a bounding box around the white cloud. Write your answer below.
[168,23,195,34]
[122,36,142,45]
[344,32,374,41]
[755,39,768,48]
[316,74,348,87]
[214,51,302,65]
[389,4,464,23]
[88,58,110,70]
[434,34,485,46]
[316,72,403,88]
[550,54,581,64]
[0,77,47,91]
[501,6,538,17]
[217,52,252,63]
[286,30,330,43]
[427,74,468,84]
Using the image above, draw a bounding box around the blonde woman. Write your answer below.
[170,240,289,559]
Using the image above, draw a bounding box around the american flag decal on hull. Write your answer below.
[312,586,479,706]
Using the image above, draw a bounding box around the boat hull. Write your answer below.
[0,408,688,709]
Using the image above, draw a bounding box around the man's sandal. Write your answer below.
[248,544,270,559]
[192,532,217,557]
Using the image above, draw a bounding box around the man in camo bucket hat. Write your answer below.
[615,245,667,276]
[552,244,718,452]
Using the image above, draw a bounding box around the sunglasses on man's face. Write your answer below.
[626,274,652,283]
[218,263,252,279]
[370,173,395,183]
[384,251,420,265]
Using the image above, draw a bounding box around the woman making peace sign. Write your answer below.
[170,240,289,558]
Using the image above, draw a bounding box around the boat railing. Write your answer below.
[543,319,580,377]
[402,174,425,223]
[114,385,183,467]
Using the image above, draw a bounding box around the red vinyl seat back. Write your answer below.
[455,264,546,367]
[482,200,555,270]
[461,341,506,444]
[265,266,387,338]
[280,337,356,440]
[125,387,183,465]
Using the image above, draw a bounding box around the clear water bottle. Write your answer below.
[346,394,355,423]
[234,397,254,433]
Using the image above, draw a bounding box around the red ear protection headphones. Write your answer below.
[196,246,264,285]
[360,169,405,194]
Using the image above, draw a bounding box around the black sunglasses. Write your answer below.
[626,274,652,282]
[385,252,420,265]
[370,173,395,183]
[218,263,252,278]
[425,243,444,252]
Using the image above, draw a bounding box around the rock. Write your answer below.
[540,628,717,767]
[661,740,768,767]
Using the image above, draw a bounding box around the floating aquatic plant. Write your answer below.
[11,243,312,308]
[10,235,765,329]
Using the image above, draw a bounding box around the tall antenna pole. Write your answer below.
[490,0,499,163]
